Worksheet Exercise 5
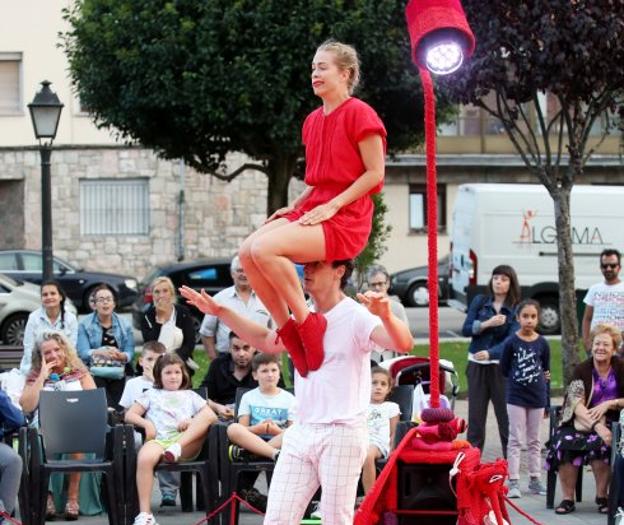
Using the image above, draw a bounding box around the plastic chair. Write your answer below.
[608,420,622,525]
[28,389,125,525]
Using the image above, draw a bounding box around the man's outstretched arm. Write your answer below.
[180,286,285,354]
[357,292,413,353]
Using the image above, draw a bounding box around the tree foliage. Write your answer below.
[62,0,449,215]
[439,1,624,385]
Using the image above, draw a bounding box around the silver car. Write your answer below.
[0,273,77,345]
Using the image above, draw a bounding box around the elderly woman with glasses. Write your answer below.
[366,266,410,364]
[77,284,135,408]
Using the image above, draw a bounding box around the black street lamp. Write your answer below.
[28,80,64,282]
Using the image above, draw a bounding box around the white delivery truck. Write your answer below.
[448,183,624,334]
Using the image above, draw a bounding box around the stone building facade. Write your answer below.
[0,146,296,281]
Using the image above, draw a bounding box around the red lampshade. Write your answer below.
[405,0,475,74]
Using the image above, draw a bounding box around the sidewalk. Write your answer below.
[27,397,609,525]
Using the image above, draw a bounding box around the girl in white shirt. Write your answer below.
[363,367,400,494]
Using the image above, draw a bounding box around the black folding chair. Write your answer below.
[608,420,622,525]
[28,389,125,525]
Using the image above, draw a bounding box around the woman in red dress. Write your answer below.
[239,40,387,377]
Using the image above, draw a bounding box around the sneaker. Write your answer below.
[163,443,181,463]
[507,480,522,499]
[528,477,547,496]
[296,312,327,371]
[240,488,267,513]
[276,319,308,377]
[133,512,159,525]
[228,444,262,463]
[160,493,176,507]
[310,501,322,519]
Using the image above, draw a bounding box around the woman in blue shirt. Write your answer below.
[77,284,135,408]
[462,264,520,457]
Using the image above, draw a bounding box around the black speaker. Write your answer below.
[396,461,457,525]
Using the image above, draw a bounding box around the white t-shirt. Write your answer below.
[584,281,624,332]
[367,401,400,452]
[136,389,206,441]
[199,286,271,353]
[238,387,295,427]
[294,297,382,425]
[119,376,153,409]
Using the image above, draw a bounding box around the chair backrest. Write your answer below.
[389,384,414,422]
[39,388,108,457]
[234,387,251,418]
[194,386,208,399]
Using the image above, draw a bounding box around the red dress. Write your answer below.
[282,97,387,260]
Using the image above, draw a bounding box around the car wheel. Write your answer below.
[537,297,560,335]
[407,282,430,307]
[1,313,28,346]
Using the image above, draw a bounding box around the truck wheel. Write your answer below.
[538,297,560,335]
[1,313,28,345]
[407,282,430,307]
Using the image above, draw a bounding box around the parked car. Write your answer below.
[0,273,78,345]
[0,250,138,313]
[132,258,234,343]
[389,256,450,307]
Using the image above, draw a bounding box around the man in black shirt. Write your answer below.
[201,332,258,410]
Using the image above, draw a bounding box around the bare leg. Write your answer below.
[248,221,325,324]
[362,445,382,494]
[240,219,293,327]
[227,423,278,459]
[174,406,217,459]
[557,462,579,501]
[590,459,611,499]
[67,453,82,507]
[136,441,166,513]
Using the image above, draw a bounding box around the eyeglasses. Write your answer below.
[601,263,619,270]
[369,281,388,287]
[95,296,114,304]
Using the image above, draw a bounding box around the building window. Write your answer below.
[0,53,22,114]
[409,184,446,232]
[80,178,150,235]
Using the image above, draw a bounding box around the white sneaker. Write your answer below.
[163,443,182,463]
[133,512,159,525]
[310,501,322,519]
[507,481,522,499]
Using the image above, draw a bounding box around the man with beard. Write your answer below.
[582,249,624,353]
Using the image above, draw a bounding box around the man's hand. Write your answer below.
[180,286,221,316]
[356,291,391,320]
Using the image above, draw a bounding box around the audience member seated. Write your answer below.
[0,389,24,518]
[545,323,624,515]
[140,276,196,374]
[20,280,78,375]
[227,353,295,462]
[20,330,101,520]
[124,353,217,525]
[77,284,135,408]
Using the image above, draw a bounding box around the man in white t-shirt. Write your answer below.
[582,249,624,351]
[199,255,271,359]
[180,259,413,525]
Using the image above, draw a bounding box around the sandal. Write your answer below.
[596,496,609,514]
[555,499,576,514]
[46,493,57,520]
[64,501,79,521]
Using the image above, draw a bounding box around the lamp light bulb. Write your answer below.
[425,41,464,75]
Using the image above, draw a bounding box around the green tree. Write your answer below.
[62,0,451,214]
[439,1,624,385]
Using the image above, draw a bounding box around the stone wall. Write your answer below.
[0,146,305,281]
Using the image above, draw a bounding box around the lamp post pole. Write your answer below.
[28,80,63,283]
[40,144,53,282]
